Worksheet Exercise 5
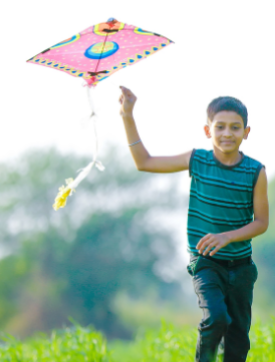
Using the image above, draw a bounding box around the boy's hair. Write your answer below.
[207,96,248,128]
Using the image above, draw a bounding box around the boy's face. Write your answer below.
[204,111,250,154]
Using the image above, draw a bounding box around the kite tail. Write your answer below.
[52,87,105,211]
[70,87,105,188]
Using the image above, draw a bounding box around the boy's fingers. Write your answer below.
[196,234,211,249]
[120,86,133,97]
[210,247,219,256]
[119,86,127,94]
[198,237,214,253]
[202,242,216,256]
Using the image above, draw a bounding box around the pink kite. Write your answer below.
[27,18,173,87]
[27,18,174,210]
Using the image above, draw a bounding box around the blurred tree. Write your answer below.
[0,146,188,339]
[62,209,175,338]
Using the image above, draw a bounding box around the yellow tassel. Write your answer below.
[52,178,75,211]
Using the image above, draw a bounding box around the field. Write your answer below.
[0,318,274,361]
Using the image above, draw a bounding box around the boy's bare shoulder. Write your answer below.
[241,153,265,184]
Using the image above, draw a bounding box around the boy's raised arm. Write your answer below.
[119,86,192,173]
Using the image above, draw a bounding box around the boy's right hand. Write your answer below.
[119,86,137,117]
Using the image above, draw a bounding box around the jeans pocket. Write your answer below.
[187,256,200,276]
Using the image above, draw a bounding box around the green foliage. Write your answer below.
[248,318,275,362]
[0,320,111,362]
[136,320,197,361]
[1,320,273,362]
[108,320,275,362]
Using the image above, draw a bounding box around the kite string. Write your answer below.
[86,86,98,162]
[68,87,105,191]
[86,86,105,171]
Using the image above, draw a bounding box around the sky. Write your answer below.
[1,0,275,179]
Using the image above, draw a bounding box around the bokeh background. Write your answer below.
[1,0,274,341]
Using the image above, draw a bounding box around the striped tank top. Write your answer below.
[187,149,264,260]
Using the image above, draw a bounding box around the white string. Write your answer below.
[87,86,98,162]
[68,86,105,191]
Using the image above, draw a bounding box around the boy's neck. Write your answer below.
[212,147,243,166]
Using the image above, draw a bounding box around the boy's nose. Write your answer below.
[223,128,232,136]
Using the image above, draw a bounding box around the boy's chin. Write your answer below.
[214,144,239,154]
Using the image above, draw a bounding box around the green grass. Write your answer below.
[0,318,274,361]
[110,319,275,362]
[0,319,111,362]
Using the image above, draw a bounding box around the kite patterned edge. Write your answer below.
[26,25,173,87]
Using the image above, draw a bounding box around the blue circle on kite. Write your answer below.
[84,41,119,59]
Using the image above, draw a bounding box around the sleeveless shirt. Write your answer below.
[187,149,264,260]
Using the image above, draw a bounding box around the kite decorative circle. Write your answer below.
[134,28,155,36]
[94,21,125,36]
[84,41,119,59]
[51,34,80,49]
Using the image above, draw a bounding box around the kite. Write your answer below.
[27,18,174,210]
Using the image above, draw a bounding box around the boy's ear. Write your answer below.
[243,126,251,140]
[204,124,212,138]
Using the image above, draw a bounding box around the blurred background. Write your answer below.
[1,0,274,341]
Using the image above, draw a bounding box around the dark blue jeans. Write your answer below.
[187,255,258,362]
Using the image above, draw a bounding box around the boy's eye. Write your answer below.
[215,126,240,130]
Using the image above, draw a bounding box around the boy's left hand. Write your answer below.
[196,233,231,256]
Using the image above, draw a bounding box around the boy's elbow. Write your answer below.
[263,220,269,232]
[136,161,147,171]
[260,219,269,234]
[137,164,146,171]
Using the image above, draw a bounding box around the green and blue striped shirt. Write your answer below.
[187,149,264,260]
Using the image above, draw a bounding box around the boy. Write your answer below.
[119,86,269,362]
